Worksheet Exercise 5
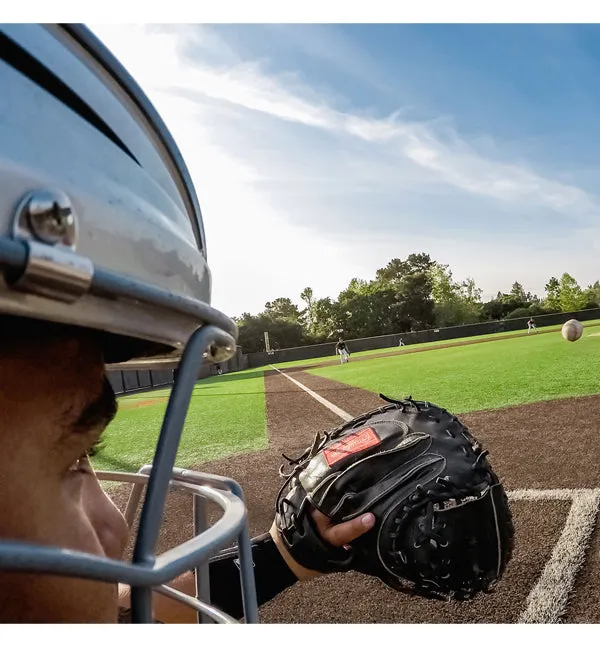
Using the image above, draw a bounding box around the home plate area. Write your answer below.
[509,488,600,623]
[131,371,600,624]
[255,372,600,624]
[257,488,600,624]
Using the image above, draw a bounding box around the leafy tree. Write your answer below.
[404,252,436,275]
[558,273,587,312]
[509,281,527,303]
[480,299,505,321]
[264,297,301,321]
[335,280,398,338]
[584,281,600,308]
[235,312,306,353]
[527,303,551,316]
[462,277,483,304]
[300,287,314,309]
[429,264,462,327]
[481,284,531,320]
[506,307,532,319]
[394,271,435,330]
[300,287,315,332]
[311,297,338,339]
[373,254,437,331]
[299,289,348,341]
[543,277,561,312]
[375,253,435,286]
[235,255,600,354]
[429,264,482,326]
[457,278,483,324]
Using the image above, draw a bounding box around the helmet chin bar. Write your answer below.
[0,324,259,624]
[97,466,259,624]
[129,324,252,623]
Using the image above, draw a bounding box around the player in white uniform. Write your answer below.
[335,338,350,363]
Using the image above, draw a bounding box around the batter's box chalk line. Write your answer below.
[507,488,600,624]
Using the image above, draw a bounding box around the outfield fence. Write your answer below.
[107,345,248,396]
[107,308,600,392]
[107,368,175,396]
[245,307,600,368]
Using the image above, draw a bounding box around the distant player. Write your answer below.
[335,338,350,364]
[216,363,223,375]
[527,317,537,334]
[398,337,406,346]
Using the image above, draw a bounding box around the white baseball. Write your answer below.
[561,319,583,342]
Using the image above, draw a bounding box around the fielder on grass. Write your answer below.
[335,337,350,363]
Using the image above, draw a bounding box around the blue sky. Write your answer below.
[91,23,600,317]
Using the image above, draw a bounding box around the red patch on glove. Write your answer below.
[323,427,381,466]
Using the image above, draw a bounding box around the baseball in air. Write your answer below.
[561,319,583,342]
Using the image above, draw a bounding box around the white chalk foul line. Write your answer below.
[269,366,353,421]
[268,371,600,623]
[507,488,600,501]
[515,488,600,624]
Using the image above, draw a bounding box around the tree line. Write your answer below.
[233,253,600,353]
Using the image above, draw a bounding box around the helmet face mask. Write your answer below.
[0,24,255,623]
[0,326,258,623]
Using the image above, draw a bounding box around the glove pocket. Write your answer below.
[379,482,513,599]
[310,440,446,522]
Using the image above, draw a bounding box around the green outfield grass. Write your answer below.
[93,367,267,473]
[93,321,600,472]
[271,319,600,370]
[307,325,600,414]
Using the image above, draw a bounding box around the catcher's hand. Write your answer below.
[274,395,514,600]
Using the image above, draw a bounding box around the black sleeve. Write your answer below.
[207,532,298,620]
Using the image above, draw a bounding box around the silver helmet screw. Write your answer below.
[17,190,77,247]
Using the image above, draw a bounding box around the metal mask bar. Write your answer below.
[0,470,259,623]
[130,324,233,622]
[193,494,212,624]
[153,585,237,624]
[126,465,259,624]
[169,468,259,624]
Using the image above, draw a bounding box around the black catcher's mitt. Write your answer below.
[274,395,514,600]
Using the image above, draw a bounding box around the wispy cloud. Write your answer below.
[90,24,600,313]
[171,61,600,222]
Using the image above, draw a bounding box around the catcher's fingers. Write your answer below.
[312,510,375,547]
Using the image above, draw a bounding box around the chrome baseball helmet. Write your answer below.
[0,23,257,623]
